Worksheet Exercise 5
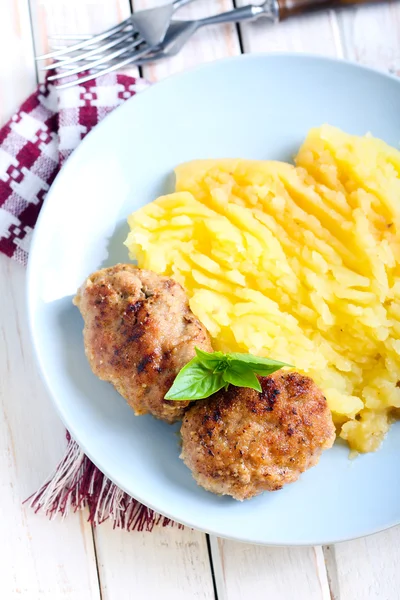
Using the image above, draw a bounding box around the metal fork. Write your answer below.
[51,1,280,89]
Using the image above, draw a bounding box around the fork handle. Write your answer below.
[277,0,379,19]
[200,4,275,27]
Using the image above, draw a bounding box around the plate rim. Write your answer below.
[26,52,400,545]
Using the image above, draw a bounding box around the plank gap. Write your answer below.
[232,0,245,55]
[322,545,340,600]
[206,534,220,600]
[91,524,105,600]
[313,546,333,600]
[328,9,345,59]
[126,0,145,81]
[208,536,227,600]
[26,0,40,84]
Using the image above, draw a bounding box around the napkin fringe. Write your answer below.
[26,432,181,531]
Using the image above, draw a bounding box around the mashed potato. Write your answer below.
[125,125,400,452]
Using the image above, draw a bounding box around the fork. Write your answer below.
[45,0,280,89]
[56,3,278,74]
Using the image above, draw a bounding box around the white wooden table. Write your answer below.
[2,1,400,598]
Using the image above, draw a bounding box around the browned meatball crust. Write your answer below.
[74,264,213,423]
[180,372,335,500]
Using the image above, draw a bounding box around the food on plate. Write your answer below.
[125,125,400,452]
[74,264,212,423]
[180,371,336,500]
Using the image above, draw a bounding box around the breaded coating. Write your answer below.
[180,372,335,500]
[74,264,213,423]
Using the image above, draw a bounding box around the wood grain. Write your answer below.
[336,0,400,70]
[210,537,331,600]
[235,0,342,57]
[0,0,37,123]
[0,256,100,599]
[325,528,400,599]
[321,5,400,596]
[94,522,215,600]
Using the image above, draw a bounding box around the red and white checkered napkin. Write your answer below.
[0,74,180,531]
[0,73,148,265]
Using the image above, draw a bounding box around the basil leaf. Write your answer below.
[166,349,290,402]
[223,361,249,375]
[230,361,286,376]
[222,365,262,392]
[164,358,225,401]
[228,352,291,375]
[195,347,225,369]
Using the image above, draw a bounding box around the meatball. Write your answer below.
[180,372,335,500]
[74,264,212,423]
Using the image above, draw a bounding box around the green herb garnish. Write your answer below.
[164,348,291,401]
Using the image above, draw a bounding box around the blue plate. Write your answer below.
[27,54,400,545]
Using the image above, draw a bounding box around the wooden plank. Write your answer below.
[324,528,400,600]
[29,0,139,79]
[0,2,100,597]
[202,8,339,599]
[236,5,342,57]
[134,0,241,81]
[210,537,330,600]
[94,521,215,600]
[337,1,400,69]
[0,0,37,123]
[135,3,336,597]
[79,1,237,595]
[0,256,100,599]
[322,5,400,598]
[27,4,216,600]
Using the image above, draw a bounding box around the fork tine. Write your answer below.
[50,55,137,70]
[41,29,138,71]
[56,46,152,89]
[49,44,101,53]
[48,44,71,51]
[36,17,132,61]
[48,34,93,40]
[53,47,167,71]
[47,38,144,81]
[50,43,172,71]
[49,40,111,52]
[54,52,165,70]
[55,51,121,66]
